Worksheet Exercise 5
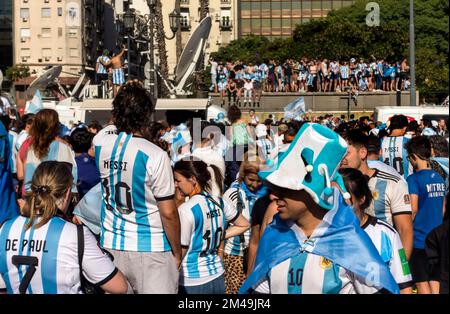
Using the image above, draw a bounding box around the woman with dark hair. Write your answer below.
[339,168,413,294]
[173,159,249,294]
[22,109,77,195]
[0,161,128,294]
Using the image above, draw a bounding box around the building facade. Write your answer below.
[13,0,104,80]
[123,0,238,77]
[237,0,355,40]
[0,0,13,74]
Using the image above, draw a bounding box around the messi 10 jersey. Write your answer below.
[380,136,413,181]
[93,130,175,252]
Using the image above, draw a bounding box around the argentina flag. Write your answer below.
[239,188,400,294]
[432,157,449,192]
[25,90,43,114]
[284,97,305,121]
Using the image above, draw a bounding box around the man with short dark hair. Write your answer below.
[405,136,446,294]
[380,114,413,180]
[341,129,413,260]
[93,81,181,293]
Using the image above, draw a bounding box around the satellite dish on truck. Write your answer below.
[159,16,212,97]
[26,65,62,97]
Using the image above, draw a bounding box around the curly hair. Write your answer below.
[112,81,154,134]
[30,109,60,160]
[227,105,242,124]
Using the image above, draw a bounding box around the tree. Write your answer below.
[5,65,30,82]
[210,0,448,100]
[154,0,170,97]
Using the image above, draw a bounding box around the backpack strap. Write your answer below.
[76,224,86,292]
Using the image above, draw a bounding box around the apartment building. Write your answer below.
[14,0,104,81]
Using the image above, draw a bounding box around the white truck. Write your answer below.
[373,105,449,123]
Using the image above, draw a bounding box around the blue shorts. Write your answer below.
[112,68,125,85]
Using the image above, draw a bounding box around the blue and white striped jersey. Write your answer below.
[179,193,238,286]
[256,138,274,162]
[367,169,412,226]
[8,131,17,174]
[254,223,380,294]
[362,216,413,289]
[340,65,349,78]
[0,216,117,294]
[93,130,175,252]
[24,139,78,193]
[96,56,110,74]
[223,183,266,257]
[380,136,413,181]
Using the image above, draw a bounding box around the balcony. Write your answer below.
[221,0,232,4]
[219,17,232,30]
[180,0,189,5]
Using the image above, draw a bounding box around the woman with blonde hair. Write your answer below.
[0,161,127,294]
[222,152,268,294]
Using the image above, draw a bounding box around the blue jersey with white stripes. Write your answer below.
[93,130,175,252]
[179,193,230,286]
[0,215,116,294]
[380,136,413,180]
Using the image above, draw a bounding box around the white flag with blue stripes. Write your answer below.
[25,90,43,114]
[284,97,305,121]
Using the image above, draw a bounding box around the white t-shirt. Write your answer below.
[0,216,116,294]
[191,146,225,198]
[0,96,11,115]
[93,130,175,252]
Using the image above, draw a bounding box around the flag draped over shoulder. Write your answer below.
[25,90,43,114]
[239,188,400,294]
[283,97,305,121]
[0,122,19,225]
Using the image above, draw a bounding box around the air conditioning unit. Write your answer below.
[57,56,63,61]
[44,0,49,3]
[45,57,51,61]
[21,57,27,62]
[23,0,28,3]
[20,37,27,42]
[22,17,28,22]
[38,58,43,63]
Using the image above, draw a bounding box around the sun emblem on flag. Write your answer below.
[372,191,379,200]
[320,257,333,270]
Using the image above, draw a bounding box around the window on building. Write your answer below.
[241,2,251,18]
[251,1,261,18]
[261,1,271,18]
[58,27,63,36]
[41,8,51,18]
[20,48,30,57]
[58,7,63,16]
[42,48,51,57]
[70,48,79,57]
[41,28,51,38]
[271,1,281,18]
[20,8,30,19]
[20,28,30,38]
[69,28,77,37]
[180,10,190,29]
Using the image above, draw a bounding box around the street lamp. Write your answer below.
[168,9,181,39]
[120,3,181,101]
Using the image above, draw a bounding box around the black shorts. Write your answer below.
[410,248,431,283]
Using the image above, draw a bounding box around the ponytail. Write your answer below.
[22,161,73,230]
[207,164,224,196]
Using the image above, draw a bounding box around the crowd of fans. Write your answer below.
[0,81,448,295]
[209,57,412,107]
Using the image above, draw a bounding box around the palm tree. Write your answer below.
[154,0,170,97]
[196,0,209,94]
